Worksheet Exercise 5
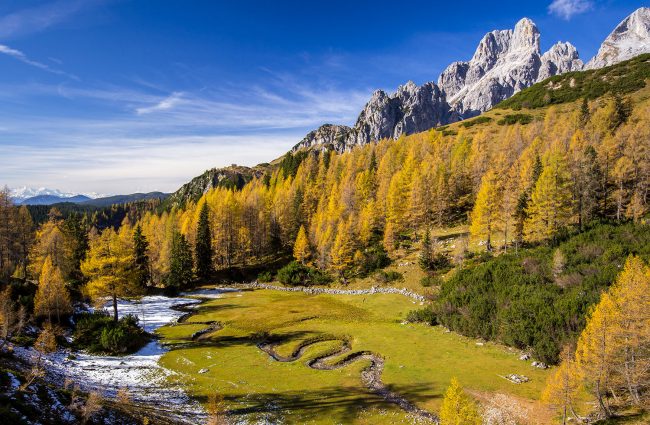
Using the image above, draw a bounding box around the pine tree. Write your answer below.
[133,224,150,289]
[195,202,214,280]
[167,231,194,291]
[439,377,482,425]
[293,225,311,265]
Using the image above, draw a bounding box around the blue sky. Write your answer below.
[0,0,645,194]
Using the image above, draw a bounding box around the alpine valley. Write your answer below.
[1,5,650,425]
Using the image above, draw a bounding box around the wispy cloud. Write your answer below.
[0,74,372,193]
[136,92,185,115]
[0,44,77,78]
[0,0,104,39]
[548,0,593,20]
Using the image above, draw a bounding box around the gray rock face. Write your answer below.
[293,124,352,152]
[586,7,650,69]
[443,18,582,117]
[291,9,649,153]
[538,42,583,81]
[293,82,452,151]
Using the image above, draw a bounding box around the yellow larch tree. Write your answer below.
[293,225,311,265]
[542,346,582,424]
[525,153,574,242]
[439,377,482,425]
[81,228,137,322]
[469,169,502,251]
[34,255,72,323]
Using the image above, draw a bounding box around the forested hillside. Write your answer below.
[129,55,648,283]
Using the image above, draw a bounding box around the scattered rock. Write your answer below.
[532,361,548,369]
[198,368,209,374]
[519,354,530,361]
[505,374,530,384]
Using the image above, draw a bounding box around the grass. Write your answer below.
[158,289,553,424]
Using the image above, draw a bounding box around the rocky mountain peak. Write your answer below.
[586,7,650,69]
[290,9,650,154]
[538,41,583,81]
[512,17,540,52]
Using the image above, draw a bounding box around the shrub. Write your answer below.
[460,116,492,128]
[420,252,452,271]
[276,261,332,286]
[374,270,403,284]
[74,312,148,355]
[357,244,390,276]
[257,271,273,283]
[406,308,437,325]
[497,114,533,126]
[435,222,650,364]
[420,275,443,288]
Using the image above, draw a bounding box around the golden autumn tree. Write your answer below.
[81,228,138,322]
[542,346,581,424]
[293,225,311,265]
[330,220,354,279]
[525,153,574,242]
[34,255,72,323]
[469,169,501,251]
[575,290,617,418]
[607,256,650,407]
[439,377,482,425]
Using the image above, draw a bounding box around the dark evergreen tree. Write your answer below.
[133,224,150,289]
[195,203,213,280]
[167,231,193,291]
[63,212,89,283]
[579,97,590,126]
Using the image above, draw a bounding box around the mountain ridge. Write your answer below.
[291,7,650,153]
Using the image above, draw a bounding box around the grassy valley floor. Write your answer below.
[158,289,554,424]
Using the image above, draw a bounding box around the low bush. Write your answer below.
[406,308,437,325]
[497,113,533,126]
[420,275,443,288]
[257,271,273,283]
[436,222,650,364]
[74,311,149,355]
[374,270,403,284]
[276,261,332,286]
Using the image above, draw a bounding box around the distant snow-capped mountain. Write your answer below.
[9,187,104,203]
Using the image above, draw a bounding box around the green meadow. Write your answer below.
[157,289,552,424]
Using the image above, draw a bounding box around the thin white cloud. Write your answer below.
[548,0,593,20]
[0,0,104,39]
[136,92,185,115]
[0,44,77,79]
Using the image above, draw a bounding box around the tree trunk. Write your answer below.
[112,293,118,322]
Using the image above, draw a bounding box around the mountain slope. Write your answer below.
[81,192,169,207]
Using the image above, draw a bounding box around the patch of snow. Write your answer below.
[181,287,240,300]
[14,291,243,424]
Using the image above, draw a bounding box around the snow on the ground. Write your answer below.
[181,286,240,299]
[14,289,239,424]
